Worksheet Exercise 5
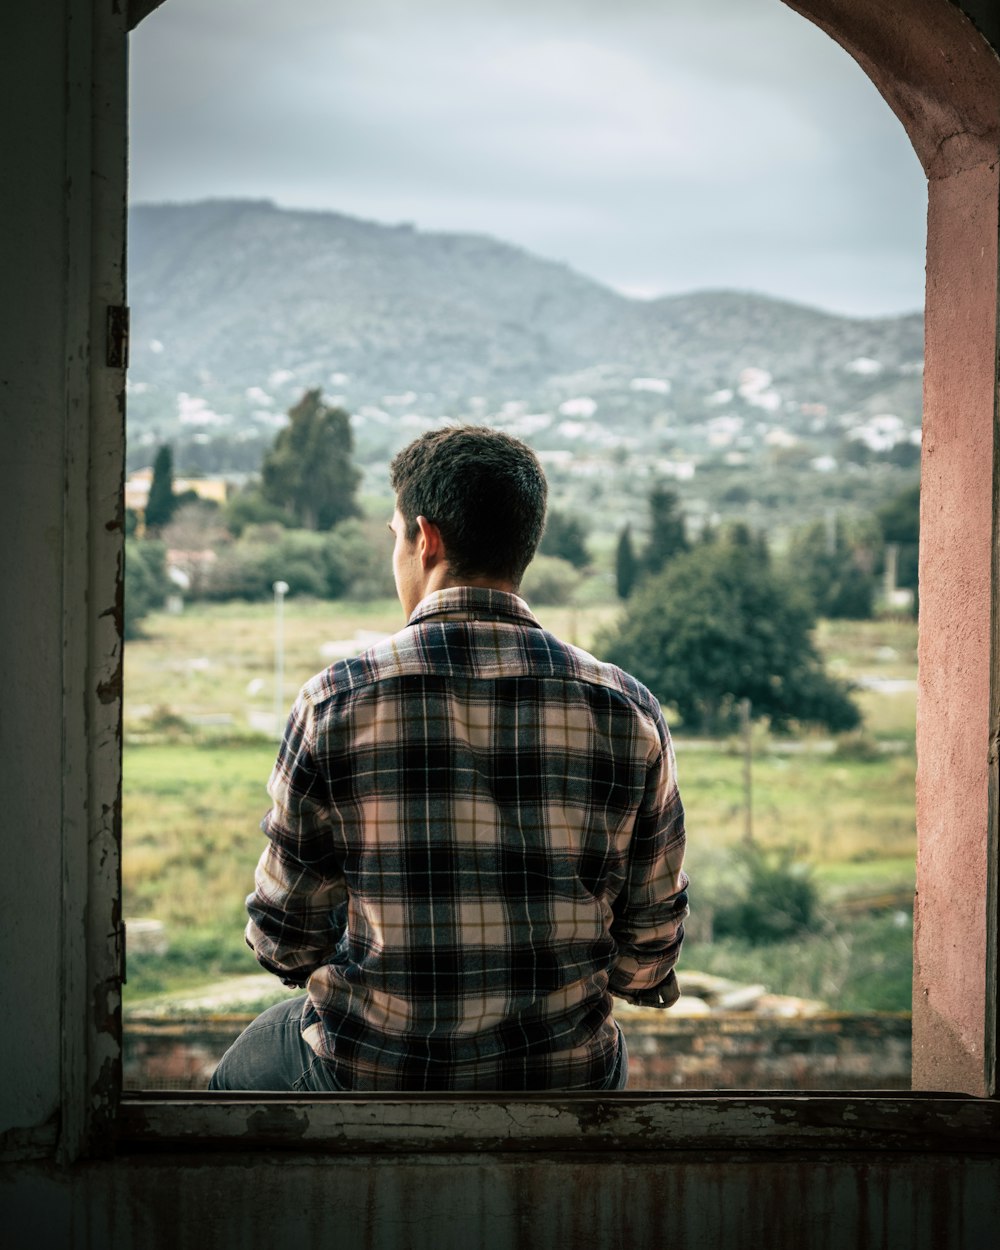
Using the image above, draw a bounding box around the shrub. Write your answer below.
[222,488,294,537]
[323,517,397,601]
[520,554,582,606]
[688,912,912,1012]
[712,843,819,946]
[201,527,329,600]
[832,730,882,762]
[124,539,169,639]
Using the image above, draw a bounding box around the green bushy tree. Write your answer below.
[260,389,361,531]
[787,516,877,620]
[644,483,688,577]
[599,534,860,734]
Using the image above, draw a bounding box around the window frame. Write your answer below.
[114,1089,1000,1157]
[63,0,1000,1163]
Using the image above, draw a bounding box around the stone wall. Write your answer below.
[124,1010,912,1091]
[622,1009,912,1090]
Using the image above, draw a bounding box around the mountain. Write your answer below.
[129,199,921,407]
[129,198,631,403]
[126,199,923,527]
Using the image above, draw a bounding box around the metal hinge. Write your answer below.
[116,921,127,986]
[106,304,130,369]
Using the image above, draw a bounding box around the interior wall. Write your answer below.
[0,2,73,1141]
[7,1153,1000,1250]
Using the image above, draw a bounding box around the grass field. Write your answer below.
[123,598,621,729]
[123,599,917,1012]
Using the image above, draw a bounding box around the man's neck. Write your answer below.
[424,569,518,599]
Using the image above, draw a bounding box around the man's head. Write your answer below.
[388,425,547,613]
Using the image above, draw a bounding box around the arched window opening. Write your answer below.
[121,0,929,1093]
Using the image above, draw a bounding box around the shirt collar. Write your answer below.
[407,586,542,629]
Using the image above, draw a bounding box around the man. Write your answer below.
[210,426,687,1092]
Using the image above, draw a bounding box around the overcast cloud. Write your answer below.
[129,0,927,316]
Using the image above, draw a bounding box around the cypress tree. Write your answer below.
[615,523,638,600]
[644,484,688,576]
[145,444,177,531]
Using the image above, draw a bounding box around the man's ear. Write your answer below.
[415,515,445,568]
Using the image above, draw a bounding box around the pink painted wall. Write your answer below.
[914,160,999,1092]
[789,0,1000,1096]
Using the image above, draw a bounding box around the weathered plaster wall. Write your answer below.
[7,1153,1000,1250]
[0,4,71,1138]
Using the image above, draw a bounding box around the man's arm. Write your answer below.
[608,717,688,1008]
[245,693,347,987]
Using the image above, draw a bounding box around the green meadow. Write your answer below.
[123,602,917,1012]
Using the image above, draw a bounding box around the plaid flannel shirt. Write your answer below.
[246,587,688,1091]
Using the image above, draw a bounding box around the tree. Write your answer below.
[223,485,294,536]
[787,516,877,620]
[696,521,718,547]
[877,483,919,609]
[539,510,590,569]
[599,535,860,734]
[260,389,361,531]
[615,524,639,600]
[644,483,688,577]
[124,539,169,639]
[724,520,769,562]
[145,444,178,531]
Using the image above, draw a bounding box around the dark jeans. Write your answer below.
[208,995,629,1092]
[209,996,345,1092]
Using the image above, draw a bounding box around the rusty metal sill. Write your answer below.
[116,1091,1000,1156]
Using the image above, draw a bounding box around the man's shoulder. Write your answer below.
[541,632,665,726]
[299,626,415,704]
[298,620,664,733]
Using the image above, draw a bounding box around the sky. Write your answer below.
[129,0,927,318]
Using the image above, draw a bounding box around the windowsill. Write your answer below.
[116,1090,1000,1155]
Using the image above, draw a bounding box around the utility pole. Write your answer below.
[884,542,899,605]
[825,507,837,557]
[273,580,289,738]
[739,696,753,844]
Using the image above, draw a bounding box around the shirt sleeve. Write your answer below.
[245,691,347,987]
[608,713,688,1007]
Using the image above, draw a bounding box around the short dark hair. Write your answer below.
[389,426,548,586]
